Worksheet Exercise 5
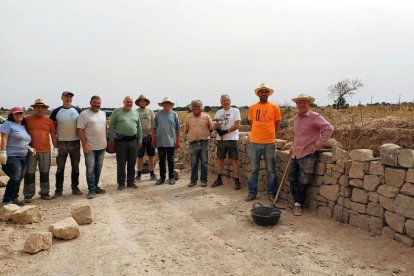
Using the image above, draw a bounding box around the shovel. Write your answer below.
[271,156,292,209]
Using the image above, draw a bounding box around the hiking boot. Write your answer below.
[200,181,207,187]
[188,181,197,187]
[244,194,256,202]
[12,199,25,206]
[95,187,106,194]
[24,197,33,203]
[72,188,83,195]
[293,202,302,216]
[40,194,52,200]
[234,180,241,190]
[117,184,125,190]
[211,179,223,188]
[127,183,138,189]
[267,193,275,202]
[150,173,157,180]
[168,178,176,185]
[156,178,165,185]
[87,191,95,199]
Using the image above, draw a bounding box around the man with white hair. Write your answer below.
[108,96,143,190]
[184,99,213,187]
[289,94,334,215]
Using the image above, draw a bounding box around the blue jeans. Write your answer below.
[2,155,28,203]
[247,142,277,196]
[84,149,105,192]
[24,152,51,198]
[189,140,208,182]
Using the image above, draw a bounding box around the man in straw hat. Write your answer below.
[151,97,180,185]
[108,96,143,190]
[245,83,281,202]
[23,99,58,202]
[289,93,334,215]
[135,95,157,181]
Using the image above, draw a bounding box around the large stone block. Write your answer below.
[406,169,414,183]
[381,226,395,240]
[367,202,384,218]
[332,148,348,162]
[23,232,52,254]
[275,139,288,150]
[323,175,338,185]
[349,161,365,179]
[324,138,343,149]
[363,175,380,192]
[11,205,41,224]
[319,184,339,202]
[398,149,414,168]
[394,194,414,219]
[377,184,400,198]
[349,179,364,188]
[318,152,334,164]
[351,188,369,204]
[349,202,367,214]
[384,167,406,188]
[369,161,384,176]
[350,149,374,161]
[400,182,414,197]
[349,214,369,230]
[379,195,394,211]
[49,217,80,240]
[340,186,352,198]
[368,192,379,203]
[71,203,92,225]
[379,143,401,167]
[0,204,21,222]
[394,233,414,247]
[368,216,384,236]
[384,211,406,233]
[406,220,414,239]
[339,175,349,186]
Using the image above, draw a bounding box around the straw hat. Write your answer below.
[292,94,315,103]
[158,97,175,107]
[31,98,49,109]
[135,95,150,106]
[254,83,274,96]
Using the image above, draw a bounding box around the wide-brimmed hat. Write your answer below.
[158,97,175,107]
[292,94,315,103]
[31,98,49,109]
[61,91,74,97]
[135,95,150,106]
[11,107,24,114]
[255,83,274,96]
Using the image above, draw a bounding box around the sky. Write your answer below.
[1,0,413,110]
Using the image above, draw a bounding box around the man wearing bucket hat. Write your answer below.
[50,91,83,197]
[151,97,180,185]
[23,99,58,202]
[245,83,281,202]
[289,94,333,216]
[108,96,143,190]
[135,95,157,181]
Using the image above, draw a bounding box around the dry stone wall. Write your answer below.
[177,130,414,248]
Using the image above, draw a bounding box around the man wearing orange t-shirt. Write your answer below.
[245,83,281,202]
[23,99,58,201]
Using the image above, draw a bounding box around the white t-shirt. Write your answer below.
[77,109,107,150]
[214,107,241,141]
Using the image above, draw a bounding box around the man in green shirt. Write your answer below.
[108,96,143,190]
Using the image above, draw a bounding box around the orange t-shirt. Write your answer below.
[248,102,281,144]
[25,115,56,153]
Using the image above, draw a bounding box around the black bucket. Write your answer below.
[250,203,281,226]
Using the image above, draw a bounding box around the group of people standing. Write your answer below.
[1,82,334,216]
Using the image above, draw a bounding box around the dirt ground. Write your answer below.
[1,154,414,276]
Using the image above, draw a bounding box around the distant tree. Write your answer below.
[328,78,363,109]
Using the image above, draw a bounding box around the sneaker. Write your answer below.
[12,199,25,206]
[150,173,157,180]
[24,197,32,203]
[127,183,138,189]
[117,184,125,190]
[293,202,302,216]
[211,179,223,188]
[134,174,141,182]
[244,194,256,202]
[188,181,197,187]
[87,191,95,199]
[95,187,106,194]
[54,192,63,198]
[40,194,52,200]
[72,188,83,195]
[267,193,275,202]
[168,178,176,185]
[234,181,241,190]
[200,181,207,187]
[156,179,165,185]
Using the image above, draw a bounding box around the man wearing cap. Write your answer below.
[151,97,180,185]
[23,99,58,202]
[184,99,213,187]
[289,94,334,215]
[245,83,281,202]
[108,96,143,190]
[135,95,156,181]
[50,91,83,197]
[212,94,241,190]
[77,95,107,199]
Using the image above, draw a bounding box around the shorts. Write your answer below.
[216,140,238,160]
[138,139,156,158]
